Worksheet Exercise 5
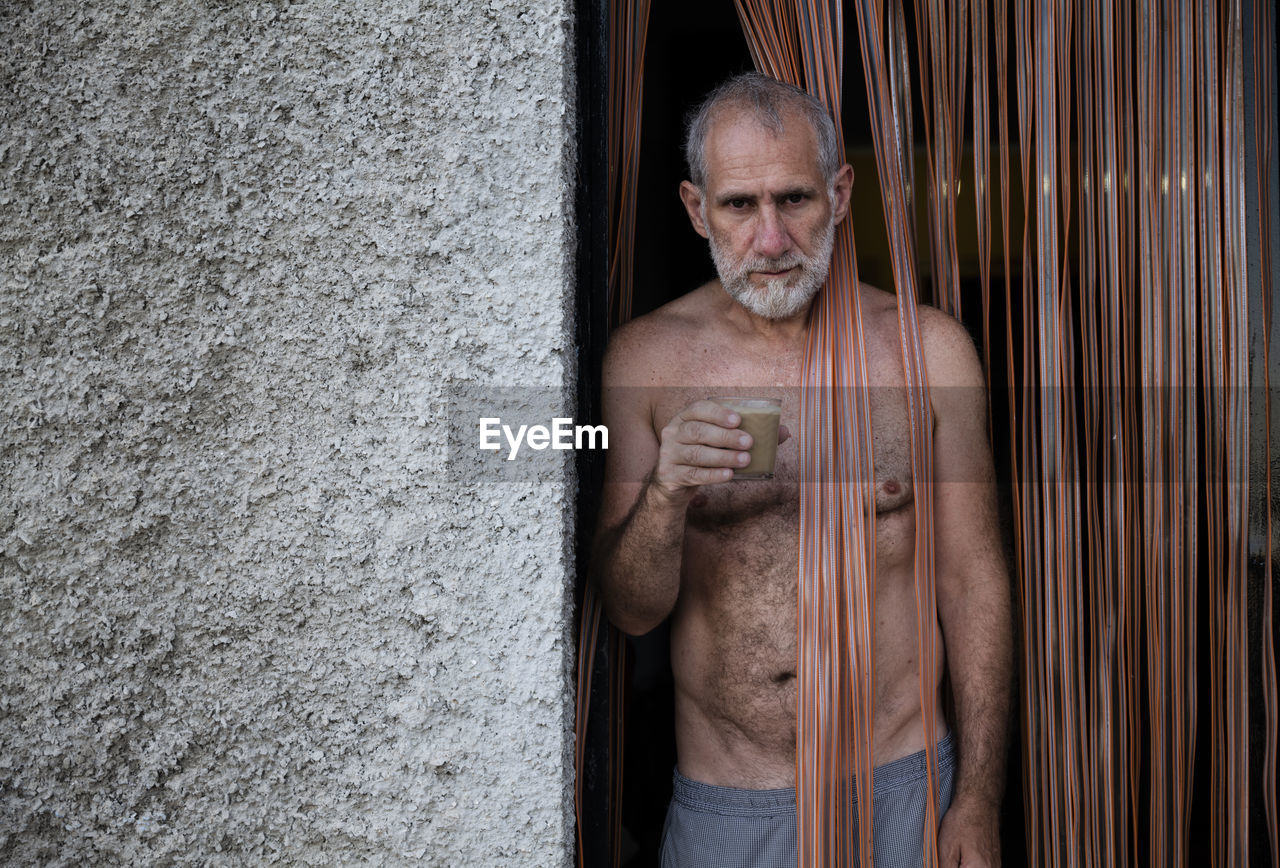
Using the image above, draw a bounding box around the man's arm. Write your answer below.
[589,330,752,635]
[924,310,1013,867]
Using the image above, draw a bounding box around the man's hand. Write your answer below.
[936,797,1001,867]
[651,399,756,501]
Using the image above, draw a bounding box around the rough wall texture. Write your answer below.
[1,1,577,864]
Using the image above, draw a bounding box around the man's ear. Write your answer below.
[830,163,854,225]
[679,181,710,239]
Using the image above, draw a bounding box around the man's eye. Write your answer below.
[728,198,749,209]
[785,193,807,205]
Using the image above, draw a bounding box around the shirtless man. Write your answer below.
[590,74,1011,867]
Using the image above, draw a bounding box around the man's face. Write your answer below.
[680,108,852,321]
[706,202,835,321]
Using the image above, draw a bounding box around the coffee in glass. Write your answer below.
[710,396,782,479]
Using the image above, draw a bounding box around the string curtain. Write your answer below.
[994,2,1272,864]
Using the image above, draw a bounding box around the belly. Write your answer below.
[669,501,941,786]
[670,511,799,786]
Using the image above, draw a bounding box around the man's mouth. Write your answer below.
[751,263,799,281]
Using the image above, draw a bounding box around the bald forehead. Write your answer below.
[701,106,824,186]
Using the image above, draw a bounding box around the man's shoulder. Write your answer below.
[603,283,719,387]
[858,283,961,331]
[915,304,982,388]
[859,284,975,348]
[856,285,982,388]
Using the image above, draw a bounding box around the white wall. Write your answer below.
[0,1,578,863]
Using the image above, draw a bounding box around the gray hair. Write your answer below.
[684,72,842,189]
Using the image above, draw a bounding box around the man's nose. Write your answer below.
[753,206,791,259]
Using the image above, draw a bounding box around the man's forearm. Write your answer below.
[590,477,692,635]
[947,574,1013,810]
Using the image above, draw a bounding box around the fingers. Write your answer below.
[661,461,735,489]
[653,400,753,496]
[666,401,754,453]
[680,419,752,451]
[676,399,746,436]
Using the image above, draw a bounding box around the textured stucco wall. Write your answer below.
[1,1,577,864]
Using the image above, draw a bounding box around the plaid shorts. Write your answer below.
[660,732,955,868]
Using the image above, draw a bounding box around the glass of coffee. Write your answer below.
[710,397,782,480]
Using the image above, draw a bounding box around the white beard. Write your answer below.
[707,216,836,321]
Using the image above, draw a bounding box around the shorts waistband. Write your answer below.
[671,731,954,816]
[874,730,954,794]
